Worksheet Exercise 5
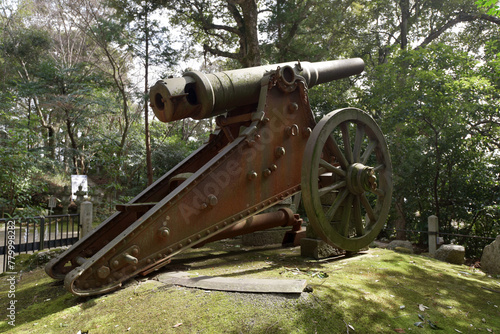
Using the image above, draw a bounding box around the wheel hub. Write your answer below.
[347,163,377,194]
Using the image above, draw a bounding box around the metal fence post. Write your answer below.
[80,201,93,239]
[428,215,438,255]
[40,217,45,250]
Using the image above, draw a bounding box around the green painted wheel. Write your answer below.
[301,108,393,251]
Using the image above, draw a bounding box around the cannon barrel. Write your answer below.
[150,58,365,122]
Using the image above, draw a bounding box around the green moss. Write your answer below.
[1,245,499,333]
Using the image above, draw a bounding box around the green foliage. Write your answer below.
[152,135,198,177]
[108,0,176,63]
[476,0,500,16]
[457,205,500,258]
[363,45,500,256]
[0,128,47,217]
[308,78,361,119]
[1,27,52,64]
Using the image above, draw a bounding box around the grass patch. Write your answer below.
[1,241,499,333]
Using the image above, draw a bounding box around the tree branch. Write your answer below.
[203,43,240,60]
[416,11,500,49]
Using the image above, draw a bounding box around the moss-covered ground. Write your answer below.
[1,240,499,333]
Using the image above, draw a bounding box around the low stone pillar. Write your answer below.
[80,201,93,238]
[428,215,439,255]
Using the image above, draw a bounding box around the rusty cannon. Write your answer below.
[46,59,392,296]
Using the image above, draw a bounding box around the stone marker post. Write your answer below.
[80,201,93,238]
[428,215,438,255]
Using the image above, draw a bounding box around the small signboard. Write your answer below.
[48,195,57,214]
[48,196,57,208]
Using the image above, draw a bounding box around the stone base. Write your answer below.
[300,237,345,259]
[282,228,306,247]
[241,197,299,247]
[435,244,465,265]
[241,228,287,246]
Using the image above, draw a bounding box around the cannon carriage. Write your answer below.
[46,58,392,296]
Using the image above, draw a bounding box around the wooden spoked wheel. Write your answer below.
[301,108,393,251]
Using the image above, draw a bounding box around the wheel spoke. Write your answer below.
[301,108,392,252]
[360,193,377,228]
[353,124,365,163]
[325,189,349,222]
[360,140,377,165]
[320,159,346,177]
[325,135,349,169]
[340,122,353,164]
[371,188,385,197]
[339,194,354,237]
[353,196,364,236]
[318,180,346,197]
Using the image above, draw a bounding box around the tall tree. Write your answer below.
[166,0,262,67]
[64,0,136,170]
[362,45,500,242]
[107,0,177,185]
[1,14,55,157]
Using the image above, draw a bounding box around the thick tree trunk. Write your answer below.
[199,0,261,67]
[227,0,261,67]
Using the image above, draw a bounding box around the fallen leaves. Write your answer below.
[414,321,424,328]
[418,304,429,312]
[343,320,355,333]
[427,319,442,330]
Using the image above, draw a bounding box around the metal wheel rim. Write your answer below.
[301,108,393,251]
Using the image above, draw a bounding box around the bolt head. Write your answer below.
[97,266,110,279]
[275,147,286,158]
[208,194,218,206]
[160,227,170,238]
[247,171,258,180]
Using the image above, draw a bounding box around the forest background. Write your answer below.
[1,0,499,257]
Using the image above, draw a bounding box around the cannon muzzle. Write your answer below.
[150,58,364,122]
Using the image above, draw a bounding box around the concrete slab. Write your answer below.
[157,271,307,294]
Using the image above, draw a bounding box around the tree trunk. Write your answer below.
[144,5,154,185]
[395,197,407,240]
[235,0,260,67]
[400,0,409,49]
[47,125,56,160]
